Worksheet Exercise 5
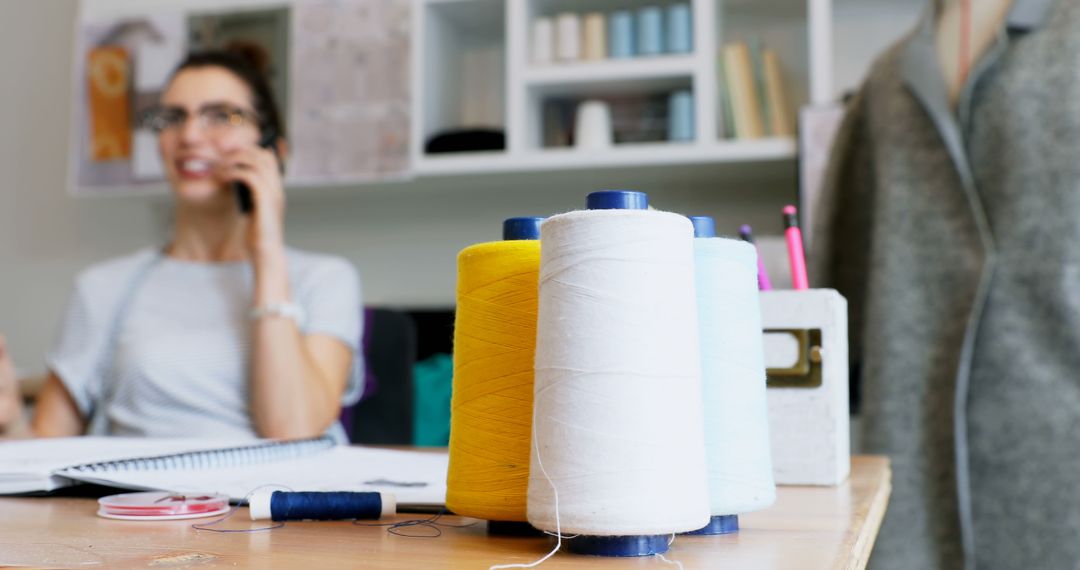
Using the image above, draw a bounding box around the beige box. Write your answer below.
[760,289,850,486]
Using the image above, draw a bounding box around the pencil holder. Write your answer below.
[760,289,850,486]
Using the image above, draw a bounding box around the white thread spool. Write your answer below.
[529,198,710,545]
[555,12,582,62]
[532,17,555,64]
[689,218,776,534]
[582,12,607,60]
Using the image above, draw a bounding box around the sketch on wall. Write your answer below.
[71,0,411,196]
[288,0,411,183]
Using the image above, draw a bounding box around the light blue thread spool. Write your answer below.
[668,90,695,142]
[636,6,663,57]
[666,3,693,54]
[608,10,635,58]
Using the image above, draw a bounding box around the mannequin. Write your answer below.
[815,1,1073,568]
[936,0,1015,104]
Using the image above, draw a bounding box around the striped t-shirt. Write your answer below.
[46,247,363,441]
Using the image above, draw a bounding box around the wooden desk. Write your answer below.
[0,456,890,569]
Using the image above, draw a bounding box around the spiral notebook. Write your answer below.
[0,436,448,507]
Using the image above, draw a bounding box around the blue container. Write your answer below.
[666,3,693,53]
[668,90,695,142]
[608,10,635,58]
[636,6,663,57]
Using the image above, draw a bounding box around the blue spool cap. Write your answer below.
[684,514,739,536]
[503,217,544,240]
[688,215,716,238]
[567,534,670,557]
[586,190,649,210]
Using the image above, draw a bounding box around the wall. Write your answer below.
[833,0,922,97]
[0,0,919,374]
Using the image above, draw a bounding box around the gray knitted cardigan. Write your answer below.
[813,1,1080,568]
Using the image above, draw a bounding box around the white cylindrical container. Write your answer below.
[574,100,613,150]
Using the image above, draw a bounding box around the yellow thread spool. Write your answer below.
[447,239,540,522]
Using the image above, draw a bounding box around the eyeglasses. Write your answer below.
[141,103,261,134]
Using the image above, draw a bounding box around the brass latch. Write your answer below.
[765,328,823,388]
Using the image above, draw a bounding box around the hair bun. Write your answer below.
[222,41,271,77]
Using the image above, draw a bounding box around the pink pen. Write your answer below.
[739,224,772,291]
[782,205,809,290]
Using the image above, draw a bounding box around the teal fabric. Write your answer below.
[412,353,453,446]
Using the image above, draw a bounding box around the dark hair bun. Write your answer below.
[222,41,271,78]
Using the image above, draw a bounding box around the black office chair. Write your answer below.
[342,308,417,445]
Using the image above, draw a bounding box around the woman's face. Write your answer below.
[157,66,261,207]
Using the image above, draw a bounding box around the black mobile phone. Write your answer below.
[234,128,280,214]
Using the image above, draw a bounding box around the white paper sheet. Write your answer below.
[62,446,449,507]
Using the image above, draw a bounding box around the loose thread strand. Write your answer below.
[488,411,563,570]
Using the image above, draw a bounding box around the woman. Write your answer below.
[0,51,362,440]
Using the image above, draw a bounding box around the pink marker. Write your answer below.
[782,205,809,290]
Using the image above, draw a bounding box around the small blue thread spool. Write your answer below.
[636,6,663,57]
[681,214,741,537]
[608,10,635,58]
[560,190,670,558]
[248,491,395,521]
[666,3,693,54]
[668,90,695,142]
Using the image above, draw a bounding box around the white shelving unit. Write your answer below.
[412,0,832,180]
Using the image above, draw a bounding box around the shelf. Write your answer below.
[417,0,506,148]
[414,137,795,176]
[523,55,699,87]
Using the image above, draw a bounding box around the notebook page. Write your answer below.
[63,446,449,506]
[0,437,253,494]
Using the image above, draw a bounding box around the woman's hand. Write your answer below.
[219,145,286,259]
[0,335,24,431]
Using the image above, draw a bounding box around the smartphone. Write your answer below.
[233,128,280,214]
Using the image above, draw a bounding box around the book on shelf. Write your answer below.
[718,41,795,139]
[762,48,795,137]
[0,436,448,507]
[716,56,736,139]
[722,41,767,139]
